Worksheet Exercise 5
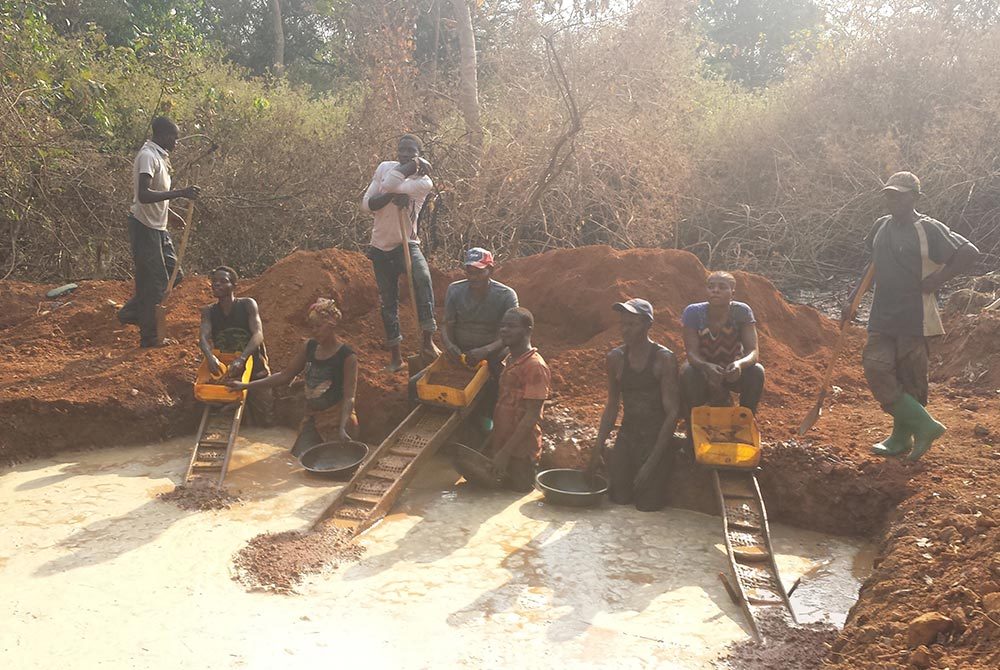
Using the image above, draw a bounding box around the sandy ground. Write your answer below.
[1,428,871,669]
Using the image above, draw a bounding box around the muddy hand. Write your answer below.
[208,356,224,377]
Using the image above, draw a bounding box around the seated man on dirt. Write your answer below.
[229,298,359,457]
[586,299,681,511]
[680,271,764,415]
[198,266,273,424]
[489,308,551,492]
[410,247,518,415]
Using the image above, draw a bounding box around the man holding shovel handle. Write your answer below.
[118,116,201,348]
[361,133,441,372]
[802,171,980,462]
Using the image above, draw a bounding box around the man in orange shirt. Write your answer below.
[489,307,551,492]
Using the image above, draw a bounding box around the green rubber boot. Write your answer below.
[894,393,946,462]
[870,413,913,457]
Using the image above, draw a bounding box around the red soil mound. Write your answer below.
[931,312,1000,391]
[495,246,842,432]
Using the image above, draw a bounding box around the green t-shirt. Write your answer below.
[865,214,969,337]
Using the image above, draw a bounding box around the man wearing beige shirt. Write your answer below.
[361,134,440,371]
[118,116,200,347]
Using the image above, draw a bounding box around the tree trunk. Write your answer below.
[270,0,285,76]
[449,0,483,164]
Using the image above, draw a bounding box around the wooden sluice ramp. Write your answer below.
[313,404,463,536]
[713,468,797,640]
[185,399,245,487]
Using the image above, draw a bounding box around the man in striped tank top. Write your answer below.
[680,271,764,415]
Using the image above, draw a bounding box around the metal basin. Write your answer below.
[535,468,608,507]
[298,440,369,479]
[450,443,504,489]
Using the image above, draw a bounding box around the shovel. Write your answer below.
[797,263,875,435]
[397,206,421,334]
[154,196,196,341]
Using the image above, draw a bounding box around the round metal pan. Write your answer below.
[298,440,369,479]
[535,468,609,507]
[450,443,504,489]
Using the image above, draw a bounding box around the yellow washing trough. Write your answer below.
[690,406,761,468]
[416,355,489,409]
[193,351,254,403]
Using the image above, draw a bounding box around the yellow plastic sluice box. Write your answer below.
[416,355,489,409]
[194,351,253,403]
[690,405,762,468]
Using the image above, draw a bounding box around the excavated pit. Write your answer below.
[2,428,873,669]
[2,246,998,669]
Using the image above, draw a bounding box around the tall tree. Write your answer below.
[695,0,825,88]
[450,0,483,164]
[270,0,285,75]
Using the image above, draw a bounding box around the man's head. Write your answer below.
[397,133,423,164]
[210,266,239,299]
[613,298,653,343]
[463,247,495,289]
[500,307,533,349]
[151,116,179,151]
[882,171,921,218]
[307,297,342,339]
[706,271,736,306]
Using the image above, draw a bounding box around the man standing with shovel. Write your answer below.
[118,116,200,348]
[361,134,440,372]
[843,172,980,461]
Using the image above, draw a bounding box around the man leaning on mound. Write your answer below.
[843,171,980,461]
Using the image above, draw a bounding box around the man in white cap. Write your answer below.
[843,171,980,461]
[586,298,681,511]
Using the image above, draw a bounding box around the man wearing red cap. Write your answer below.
[409,247,517,416]
[586,298,682,511]
[843,172,980,461]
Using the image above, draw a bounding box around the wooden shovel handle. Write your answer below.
[797,263,875,434]
[161,197,195,306]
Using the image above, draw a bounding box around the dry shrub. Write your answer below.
[683,4,1000,282]
[3,1,998,285]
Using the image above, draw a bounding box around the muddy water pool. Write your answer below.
[0,428,872,669]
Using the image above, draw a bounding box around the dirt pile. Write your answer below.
[494,246,842,429]
[0,279,207,463]
[157,483,243,510]
[232,524,365,593]
[718,613,838,669]
[931,312,1000,391]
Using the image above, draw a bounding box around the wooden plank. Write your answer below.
[184,406,212,483]
[312,404,460,532]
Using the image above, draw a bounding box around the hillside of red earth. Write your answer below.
[2,245,998,668]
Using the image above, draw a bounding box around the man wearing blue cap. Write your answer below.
[587,298,681,511]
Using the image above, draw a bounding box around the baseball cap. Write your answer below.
[613,298,654,322]
[464,247,495,269]
[881,171,921,194]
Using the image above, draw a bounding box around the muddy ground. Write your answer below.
[1,245,998,669]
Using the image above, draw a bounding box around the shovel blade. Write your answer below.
[796,392,826,435]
